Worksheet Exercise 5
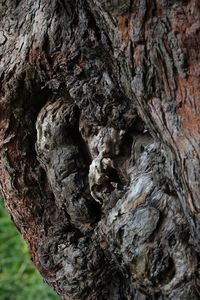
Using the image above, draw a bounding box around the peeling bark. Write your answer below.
[0,0,200,299]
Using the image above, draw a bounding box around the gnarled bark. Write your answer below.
[0,0,200,299]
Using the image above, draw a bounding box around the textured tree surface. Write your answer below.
[0,0,200,299]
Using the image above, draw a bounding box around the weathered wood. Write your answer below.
[0,0,200,299]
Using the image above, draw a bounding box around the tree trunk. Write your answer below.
[0,0,200,299]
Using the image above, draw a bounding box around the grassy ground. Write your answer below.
[0,199,59,300]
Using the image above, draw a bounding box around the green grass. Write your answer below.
[0,199,59,300]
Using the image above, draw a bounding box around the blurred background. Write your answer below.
[0,199,59,300]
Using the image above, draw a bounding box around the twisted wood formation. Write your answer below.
[0,0,200,299]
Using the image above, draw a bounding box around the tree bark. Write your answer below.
[0,0,200,299]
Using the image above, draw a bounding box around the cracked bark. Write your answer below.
[0,0,200,299]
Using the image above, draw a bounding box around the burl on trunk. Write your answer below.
[0,0,200,299]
